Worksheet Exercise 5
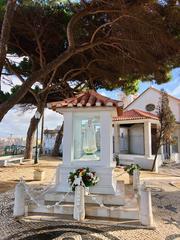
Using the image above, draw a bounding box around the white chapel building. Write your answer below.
[113,87,180,169]
[44,87,180,169]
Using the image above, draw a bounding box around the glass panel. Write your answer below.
[73,114,101,161]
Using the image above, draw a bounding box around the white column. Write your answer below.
[100,112,113,167]
[74,118,82,159]
[73,185,85,221]
[133,169,140,191]
[144,122,152,157]
[178,128,180,153]
[127,128,130,153]
[13,182,25,217]
[160,145,164,161]
[169,145,173,161]
[62,112,73,166]
[140,184,153,227]
[114,124,120,154]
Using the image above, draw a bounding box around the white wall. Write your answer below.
[125,88,180,164]
[129,124,144,155]
[44,134,56,154]
[44,134,62,154]
[126,88,180,122]
[120,128,128,153]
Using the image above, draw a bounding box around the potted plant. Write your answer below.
[124,164,141,184]
[113,154,120,166]
[68,167,99,192]
[33,167,44,181]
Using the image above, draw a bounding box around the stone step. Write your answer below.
[24,214,143,228]
[44,192,126,206]
[44,181,126,206]
[28,201,139,220]
[86,205,139,220]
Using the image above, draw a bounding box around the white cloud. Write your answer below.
[0,107,63,137]
[44,109,63,130]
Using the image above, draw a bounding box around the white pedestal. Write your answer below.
[140,185,153,227]
[55,165,117,195]
[13,182,25,217]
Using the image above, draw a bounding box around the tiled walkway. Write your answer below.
[0,163,180,240]
[0,188,180,239]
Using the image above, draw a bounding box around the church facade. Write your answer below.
[113,87,180,169]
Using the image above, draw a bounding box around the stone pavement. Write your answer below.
[0,163,180,240]
[0,186,179,240]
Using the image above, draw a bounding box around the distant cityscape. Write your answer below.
[0,136,26,155]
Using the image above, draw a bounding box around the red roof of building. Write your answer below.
[113,109,159,121]
[48,90,123,110]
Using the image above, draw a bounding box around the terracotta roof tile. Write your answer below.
[48,90,123,109]
[113,109,159,121]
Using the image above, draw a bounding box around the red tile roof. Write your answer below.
[48,90,123,110]
[113,109,159,121]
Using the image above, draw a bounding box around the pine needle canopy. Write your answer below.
[1,0,179,100]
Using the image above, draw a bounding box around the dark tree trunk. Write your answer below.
[0,0,17,85]
[40,112,44,154]
[151,131,162,171]
[52,123,64,157]
[24,116,39,159]
[24,101,46,159]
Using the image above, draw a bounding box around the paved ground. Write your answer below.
[0,159,180,240]
[0,189,179,240]
[0,157,60,193]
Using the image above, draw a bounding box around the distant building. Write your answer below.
[114,87,180,169]
[43,126,62,155]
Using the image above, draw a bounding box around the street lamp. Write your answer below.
[34,111,41,164]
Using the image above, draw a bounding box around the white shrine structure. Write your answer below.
[49,90,123,195]
[16,90,153,226]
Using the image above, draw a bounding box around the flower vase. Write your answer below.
[33,170,44,181]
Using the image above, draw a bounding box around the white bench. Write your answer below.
[0,156,24,167]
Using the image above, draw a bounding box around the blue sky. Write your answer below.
[98,67,180,100]
[0,68,179,138]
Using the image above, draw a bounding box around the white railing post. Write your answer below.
[139,183,154,227]
[133,169,140,191]
[13,181,25,217]
[73,185,85,221]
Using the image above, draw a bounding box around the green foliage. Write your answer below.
[0,0,6,19]
[0,84,41,103]
[152,89,176,170]
[157,89,176,145]
[113,154,120,166]
[154,68,172,84]
[0,90,10,102]
[0,0,179,102]
[0,85,19,102]
[18,57,32,76]
[68,168,99,191]
[124,164,141,176]
[121,77,140,95]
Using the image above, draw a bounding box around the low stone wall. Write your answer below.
[171,153,180,163]
[119,154,162,170]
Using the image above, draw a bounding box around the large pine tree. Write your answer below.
[152,90,176,171]
[0,0,179,121]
